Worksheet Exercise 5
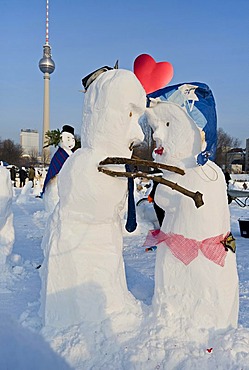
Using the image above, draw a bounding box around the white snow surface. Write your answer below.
[0,177,248,369]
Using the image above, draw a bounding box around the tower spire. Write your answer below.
[45,0,49,45]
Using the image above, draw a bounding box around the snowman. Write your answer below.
[0,166,14,265]
[42,125,75,214]
[40,68,146,330]
[145,100,239,332]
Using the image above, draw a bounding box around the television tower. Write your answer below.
[39,0,55,162]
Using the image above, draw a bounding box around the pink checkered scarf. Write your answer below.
[143,229,229,266]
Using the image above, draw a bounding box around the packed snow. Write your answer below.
[0,166,14,265]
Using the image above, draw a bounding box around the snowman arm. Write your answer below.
[153,176,204,208]
[98,167,204,208]
[99,157,185,175]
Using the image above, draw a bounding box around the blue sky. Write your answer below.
[1,0,248,149]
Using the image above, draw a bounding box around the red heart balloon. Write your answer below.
[134,54,174,94]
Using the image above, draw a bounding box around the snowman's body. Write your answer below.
[146,101,239,331]
[42,176,59,214]
[40,69,146,329]
[0,167,14,265]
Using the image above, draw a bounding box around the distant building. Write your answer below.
[223,147,244,173]
[245,138,249,172]
[20,129,39,156]
[217,146,247,173]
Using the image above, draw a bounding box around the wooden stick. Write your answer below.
[99,157,185,175]
[98,167,204,209]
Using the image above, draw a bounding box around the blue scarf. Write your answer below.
[42,147,69,195]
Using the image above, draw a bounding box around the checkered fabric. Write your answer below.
[144,230,229,266]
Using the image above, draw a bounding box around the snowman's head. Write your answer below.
[59,125,75,155]
[146,100,202,168]
[81,69,146,157]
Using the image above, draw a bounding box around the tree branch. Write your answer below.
[99,157,185,175]
[98,166,204,209]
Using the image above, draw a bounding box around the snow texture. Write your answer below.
[0,166,14,265]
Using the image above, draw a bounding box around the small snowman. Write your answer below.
[145,100,239,333]
[42,125,75,214]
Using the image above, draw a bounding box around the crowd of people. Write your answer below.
[9,165,40,188]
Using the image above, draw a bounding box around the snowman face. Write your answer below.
[146,103,170,161]
[125,105,145,152]
[81,69,146,156]
[146,101,202,165]
[60,132,75,151]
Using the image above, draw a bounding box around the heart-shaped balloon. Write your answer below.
[134,54,174,94]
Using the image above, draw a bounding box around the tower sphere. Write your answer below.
[39,56,55,74]
[39,44,55,74]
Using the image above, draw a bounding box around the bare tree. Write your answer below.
[0,139,23,166]
[215,128,241,168]
[28,148,39,165]
[41,150,51,166]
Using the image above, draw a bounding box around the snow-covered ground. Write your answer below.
[0,183,248,369]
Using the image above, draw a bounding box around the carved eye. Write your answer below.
[164,121,170,127]
[129,112,132,117]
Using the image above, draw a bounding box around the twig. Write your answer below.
[99,157,185,175]
[98,166,204,209]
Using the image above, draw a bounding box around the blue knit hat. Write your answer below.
[147,82,217,165]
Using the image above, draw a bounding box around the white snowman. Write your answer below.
[42,125,75,214]
[145,100,239,332]
[0,166,14,265]
[40,68,146,330]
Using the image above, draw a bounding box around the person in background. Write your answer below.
[148,149,166,227]
[148,180,165,227]
[224,171,231,186]
[28,166,35,187]
[10,166,17,187]
[19,167,27,187]
[224,170,232,204]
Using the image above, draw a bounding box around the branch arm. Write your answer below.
[99,157,185,175]
[98,167,204,208]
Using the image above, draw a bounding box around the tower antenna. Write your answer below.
[45,0,49,45]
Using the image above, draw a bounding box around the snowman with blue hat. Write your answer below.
[133,53,239,335]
